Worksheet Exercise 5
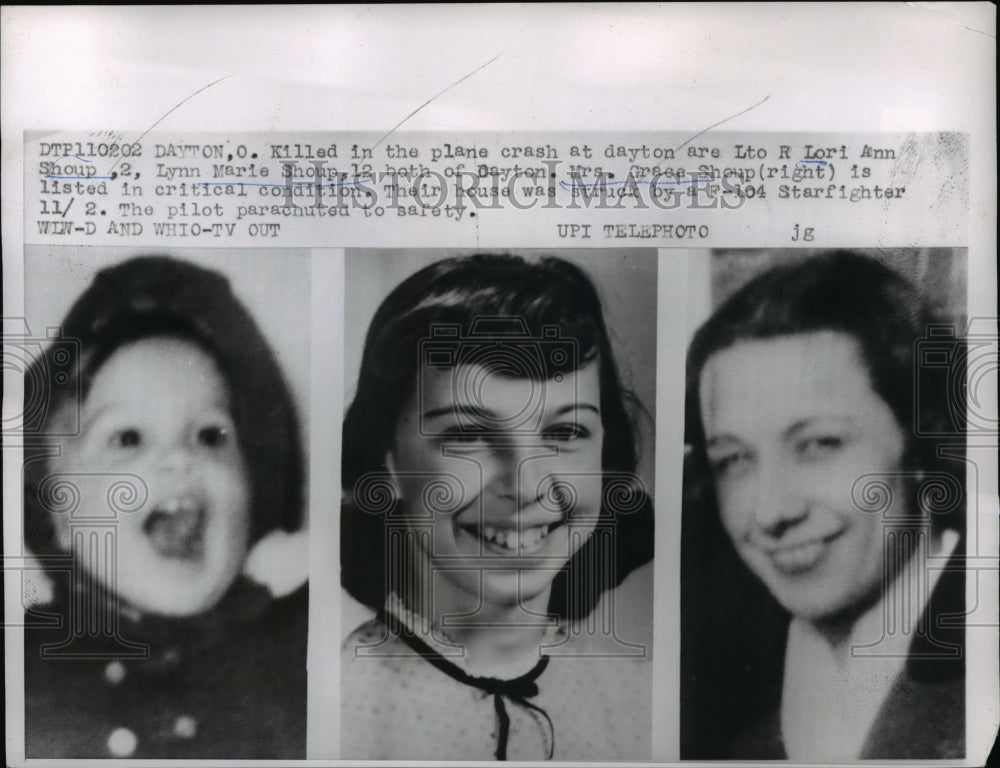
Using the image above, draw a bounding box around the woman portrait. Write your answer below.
[339,250,657,760]
[680,249,967,760]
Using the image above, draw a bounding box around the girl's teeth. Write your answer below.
[478,524,551,553]
[520,527,545,550]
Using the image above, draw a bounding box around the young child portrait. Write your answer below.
[20,248,311,759]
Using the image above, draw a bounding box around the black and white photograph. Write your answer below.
[3,6,996,767]
[680,248,968,760]
[18,247,311,759]
[339,249,657,760]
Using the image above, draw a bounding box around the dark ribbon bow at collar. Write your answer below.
[378,609,555,760]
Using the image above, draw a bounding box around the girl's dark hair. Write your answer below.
[341,253,653,620]
[23,255,305,556]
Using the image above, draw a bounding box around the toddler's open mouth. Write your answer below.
[143,495,206,560]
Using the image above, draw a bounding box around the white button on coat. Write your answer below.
[173,715,198,739]
[107,727,138,757]
[104,661,126,685]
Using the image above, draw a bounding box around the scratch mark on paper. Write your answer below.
[905,3,996,40]
[675,95,771,152]
[963,25,995,39]
[108,74,234,174]
[371,52,503,150]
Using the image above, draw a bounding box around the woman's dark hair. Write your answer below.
[341,253,653,620]
[23,255,305,557]
[685,249,965,533]
[680,250,966,757]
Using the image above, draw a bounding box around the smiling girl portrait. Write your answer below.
[340,250,657,760]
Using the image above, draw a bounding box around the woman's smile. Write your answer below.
[700,332,909,622]
[759,529,846,576]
